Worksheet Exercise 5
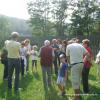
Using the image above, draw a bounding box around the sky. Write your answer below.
[0,0,30,19]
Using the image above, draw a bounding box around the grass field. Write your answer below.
[0,61,100,100]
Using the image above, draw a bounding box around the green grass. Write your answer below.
[0,61,100,100]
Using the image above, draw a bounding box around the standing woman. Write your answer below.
[82,39,93,93]
[24,39,31,73]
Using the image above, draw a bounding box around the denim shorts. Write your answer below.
[57,76,65,86]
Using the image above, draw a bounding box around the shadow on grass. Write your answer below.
[6,89,21,100]
[33,72,41,80]
[20,73,33,91]
[0,80,7,99]
[89,74,96,81]
[83,84,100,100]
[44,86,69,100]
[0,80,21,100]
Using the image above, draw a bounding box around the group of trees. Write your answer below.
[0,15,32,48]
[0,15,32,36]
[27,0,100,36]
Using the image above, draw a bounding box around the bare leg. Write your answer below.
[73,89,81,100]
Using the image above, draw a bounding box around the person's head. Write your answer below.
[44,40,50,46]
[21,41,25,47]
[52,39,57,44]
[67,39,74,45]
[59,54,66,63]
[75,38,80,43]
[11,32,19,40]
[32,45,37,50]
[71,38,77,42]
[62,40,67,46]
[57,39,62,44]
[82,39,90,48]
[24,39,30,46]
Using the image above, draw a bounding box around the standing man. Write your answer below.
[52,39,59,76]
[66,39,89,100]
[40,40,54,90]
[5,32,21,92]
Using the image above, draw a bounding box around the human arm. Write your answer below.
[66,46,70,64]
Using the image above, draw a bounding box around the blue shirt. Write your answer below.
[58,63,68,77]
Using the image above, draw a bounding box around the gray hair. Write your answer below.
[11,32,19,39]
[44,40,50,46]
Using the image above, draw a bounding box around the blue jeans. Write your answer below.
[21,58,25,76]
[8,58,20,91]
[26,55,29,71]
[41,66,52,89]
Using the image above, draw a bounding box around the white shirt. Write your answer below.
[31,50,38,60]
[20,47,27,57]
[6,40,21,58]
[95,51,100,64]
[66,43,87,64]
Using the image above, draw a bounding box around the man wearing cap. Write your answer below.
[39,40,55,90]
[5,32,21,92]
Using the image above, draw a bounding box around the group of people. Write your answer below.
[0,31,100,100]
[39,38,93,100]
[0,32,38,92]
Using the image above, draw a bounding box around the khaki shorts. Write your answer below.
[71,63,83,89]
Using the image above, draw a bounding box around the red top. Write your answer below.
[84,47,93,68]
[40,46,53,67]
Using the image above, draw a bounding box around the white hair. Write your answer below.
[11,32,19,39]
[44,40,50,46]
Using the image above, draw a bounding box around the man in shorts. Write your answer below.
[66,39,89,100]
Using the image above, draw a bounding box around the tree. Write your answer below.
[27,0,52,36]
[0,16,10,34]
[71,0,100,36]
[0,16,10,48]
[51,0,69,36]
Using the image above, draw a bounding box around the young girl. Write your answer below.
[20,41,27,76]
[31,45,38,72]
[95,50,100,82]
[57,54,68,96]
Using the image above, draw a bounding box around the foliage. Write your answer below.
[51,0,69,36]
[69,0,100,35]
[0,15,32,48]
[27,0,100,36]
[0,16,10,48]
[27,0,54,36]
